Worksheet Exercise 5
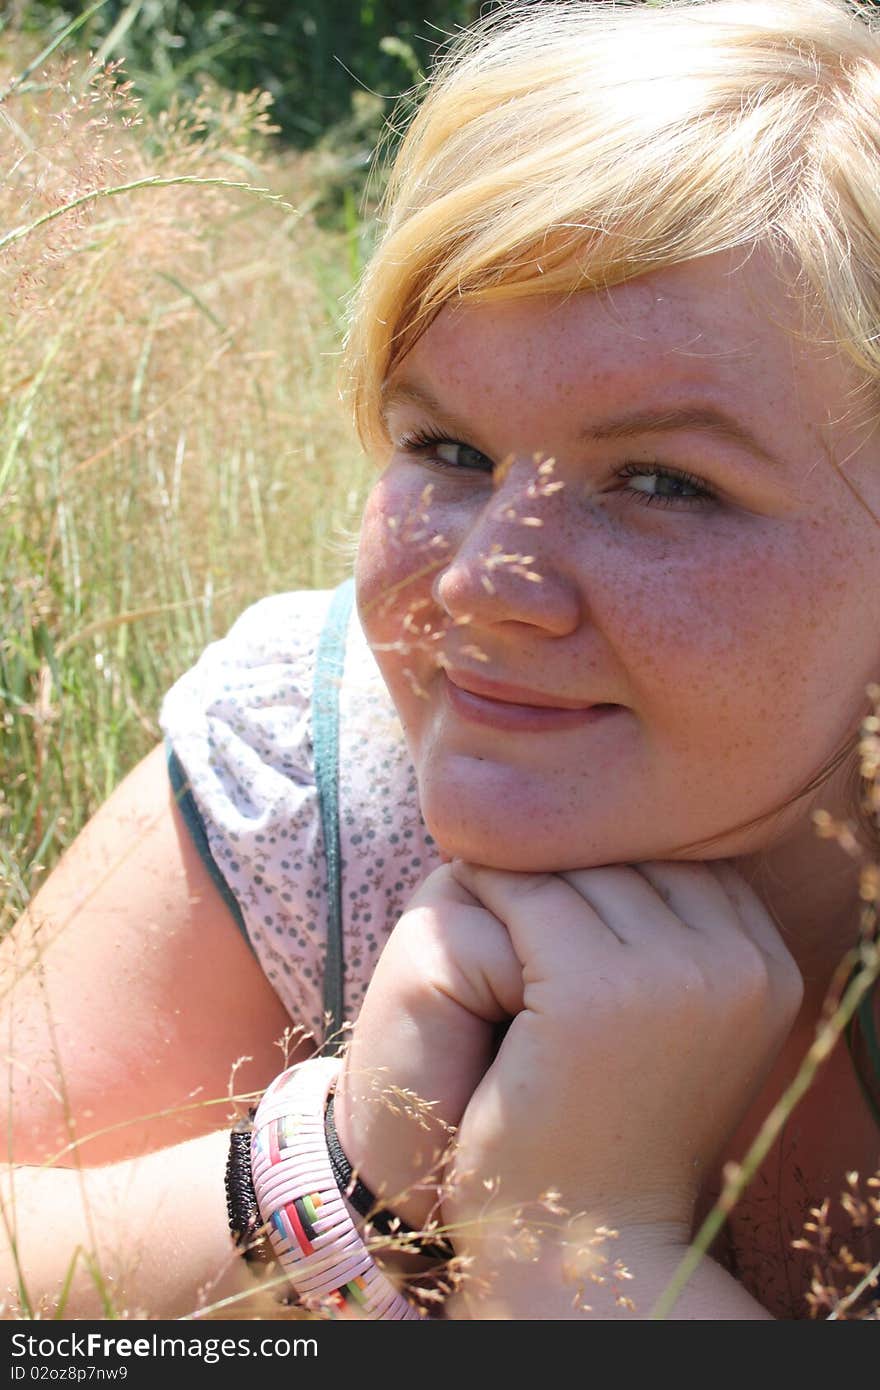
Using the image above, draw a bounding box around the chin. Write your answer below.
[421,796,620,872]
[430,830,555,872]
[420,784,732,872]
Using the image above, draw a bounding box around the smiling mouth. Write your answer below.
[445,669,609,709]
[442,671,621,732]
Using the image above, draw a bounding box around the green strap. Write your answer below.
[312,577,355,1056]
[165,743,254,956]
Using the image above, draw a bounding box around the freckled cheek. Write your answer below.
[355,478,452,711]
[356,483,393,605]
[356,473,470,627]
[597,544,809,699]
[357,480,419,614]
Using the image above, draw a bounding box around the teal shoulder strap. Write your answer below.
[312,577,355,1056]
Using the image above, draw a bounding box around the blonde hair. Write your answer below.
[343,0,880,459]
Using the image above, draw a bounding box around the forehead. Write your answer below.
[412,250,816,401]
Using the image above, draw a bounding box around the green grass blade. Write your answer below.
[0,176,298,254]
[155,272,226,332]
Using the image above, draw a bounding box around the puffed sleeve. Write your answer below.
[159,589,333,1039]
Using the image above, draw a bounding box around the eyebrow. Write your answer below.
[381,381,479,445]
[381,380,784,469]
[582,404,782,468]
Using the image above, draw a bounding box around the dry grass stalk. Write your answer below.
[1,30,369,909]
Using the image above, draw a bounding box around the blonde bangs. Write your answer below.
[342,0,880,458]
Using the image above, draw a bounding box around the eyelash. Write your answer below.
[396,426,718,511]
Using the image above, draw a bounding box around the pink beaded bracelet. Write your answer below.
[250,1057,427,1319]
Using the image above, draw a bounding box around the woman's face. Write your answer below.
[356,247,880,871]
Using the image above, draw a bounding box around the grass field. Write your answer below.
[0,33,378,930]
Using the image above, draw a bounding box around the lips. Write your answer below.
[442,670,621,733]
[445,668,606,711]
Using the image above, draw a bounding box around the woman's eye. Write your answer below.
[397,429,493,473]
[617,462,717,510]
[434,441,490,470]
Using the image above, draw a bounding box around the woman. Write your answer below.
[3,0,879,1319]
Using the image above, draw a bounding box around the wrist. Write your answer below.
[446,1218,770,1320]
[333,1059,452,1236]
[326,1089,453,1272]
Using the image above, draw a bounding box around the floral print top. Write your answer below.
[160,587,440,1044]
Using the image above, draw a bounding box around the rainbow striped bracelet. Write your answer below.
[250,1057,427,1319]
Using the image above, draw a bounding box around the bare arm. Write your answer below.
[1,1131,267,1320]
[0,744,313,1314]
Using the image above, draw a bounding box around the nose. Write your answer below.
[431,456,583,636]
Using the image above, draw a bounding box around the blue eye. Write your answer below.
[397,427,493,473]
[617,462,717,510]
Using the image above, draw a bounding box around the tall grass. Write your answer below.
[0,32,374,926]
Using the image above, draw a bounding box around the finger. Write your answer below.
[449,860,627,968]
[408,860,493,913]
[705,859,802,974]
[559,863,693,946]
[631,860,739,938]
[638,860,802,1008]
[392,865,525,1019]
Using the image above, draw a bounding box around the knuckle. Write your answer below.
[677,956,711,996]
[734,939,772,996]
[383,906,435,975]
[778,957,805,1013]
[415,860,460,897]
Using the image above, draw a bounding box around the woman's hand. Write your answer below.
[333,863,523,1237]
[443,859,804,1257]
[335,856,802,1313]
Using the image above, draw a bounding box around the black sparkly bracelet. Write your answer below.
[225,1118,299,1306]
[224,1113,274,1267]
[324,1091,453,1263]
